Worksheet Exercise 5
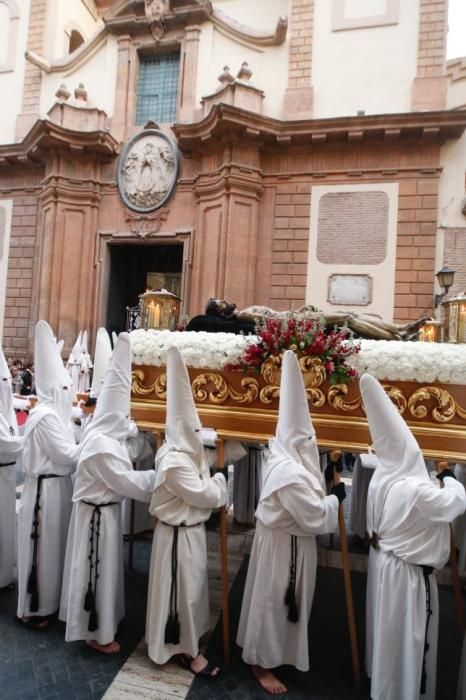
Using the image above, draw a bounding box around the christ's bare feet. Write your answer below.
[251,665,287,694]
[86,639,120,654]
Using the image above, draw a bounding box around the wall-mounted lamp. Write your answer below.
[434,266,455,308]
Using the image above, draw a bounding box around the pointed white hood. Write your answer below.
[90,328,112,398]
[33,320,74,426]
[82,333,132,446]
[154,347,207,488]
[81,330,88,354]
[68,331,83,364]
[360,373,429,534]
[0,346,17,433]
[261,350,325,501]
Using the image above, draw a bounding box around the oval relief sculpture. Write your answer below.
[118,129,179,212]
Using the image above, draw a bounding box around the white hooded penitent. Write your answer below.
[81,332,131,450]
[154,346,205,481]
[89,328,113,399]
[360,372,429,537]
[0,346,17,432]
[34,320,74,431]
[261,349,325,500]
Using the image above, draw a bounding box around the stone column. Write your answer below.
[283,0,314,120]
[178,25,201,123]
[411,0,448,110]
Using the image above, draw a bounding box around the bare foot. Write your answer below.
[86,639,121,654]
[251,665,287,694]
[190,654,220,677]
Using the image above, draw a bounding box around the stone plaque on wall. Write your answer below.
[118,128,179,213]
[328,274,372,306]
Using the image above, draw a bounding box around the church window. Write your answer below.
[69,29,85,54]
[136,52,180,125]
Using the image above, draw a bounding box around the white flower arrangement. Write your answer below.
[130,331,466,385]
[347,340,466,386]
[130,329,258,370]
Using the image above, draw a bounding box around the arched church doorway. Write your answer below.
[106,243,183,336]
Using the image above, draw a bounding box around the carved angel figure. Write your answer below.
[145,0,169,24]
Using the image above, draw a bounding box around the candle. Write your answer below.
[154,303,160,327]
[460,306,466,343]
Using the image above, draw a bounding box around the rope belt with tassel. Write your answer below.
[285,535,299,623]
[160,521,203,645]
[420,565,434,695]
[27,474,65,613]
[82,500,118,632]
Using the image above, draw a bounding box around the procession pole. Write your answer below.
[217,438,231,664]
[331,452,361,689]
[437,461,465,636]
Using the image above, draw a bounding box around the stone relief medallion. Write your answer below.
[117,129,179,213]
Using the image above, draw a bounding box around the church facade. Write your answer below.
[0,0,465,357]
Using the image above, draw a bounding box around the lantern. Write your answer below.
[418,319,443,343]
[442,293,466,344]
[139,288,181,331]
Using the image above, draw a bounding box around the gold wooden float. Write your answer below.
[131,357,466,462]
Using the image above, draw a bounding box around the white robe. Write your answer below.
[60,433,155,644]
[122,431,156,535]
[237,471,339,672]
[145,461,227,664]
[17,408,79,618]
[366,476,466,700]
[0,415,23,587]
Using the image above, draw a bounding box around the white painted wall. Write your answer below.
[312,0,419,118]
[39,35,118,119]
[45,0,99,60]
[0,199,13,341]
[0,0,30,145]
[197,0,289,119]
[306,183,399,321]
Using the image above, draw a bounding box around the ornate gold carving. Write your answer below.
[192,373,259,405]
[328,384,362,412]
[132,369,167,399]
[408,387,457,423]
[132,365,466,426]
[382,385,407,415]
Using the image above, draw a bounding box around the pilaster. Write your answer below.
[411,0,448,111]
[283,0,314,120]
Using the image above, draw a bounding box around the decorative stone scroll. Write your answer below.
[118,128,179,213]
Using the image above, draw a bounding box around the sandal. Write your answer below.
[177,654,221,678]
[14,615,50,631]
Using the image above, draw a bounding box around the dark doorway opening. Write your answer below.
[106,243,183,336]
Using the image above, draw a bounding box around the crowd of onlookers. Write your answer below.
[6,357,35,396]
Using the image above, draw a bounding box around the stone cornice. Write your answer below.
[25,0,287,74]
[173,104,466,152]
[0,119,120,167]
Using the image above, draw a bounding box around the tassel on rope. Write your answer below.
[83,501,117,633]
[165,527,181,644]
[285,535,299,623]
[28,476,44,613]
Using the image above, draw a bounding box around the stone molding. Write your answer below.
[173,103,466,152]
[0,113,119,168]
[331,0,399,32]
